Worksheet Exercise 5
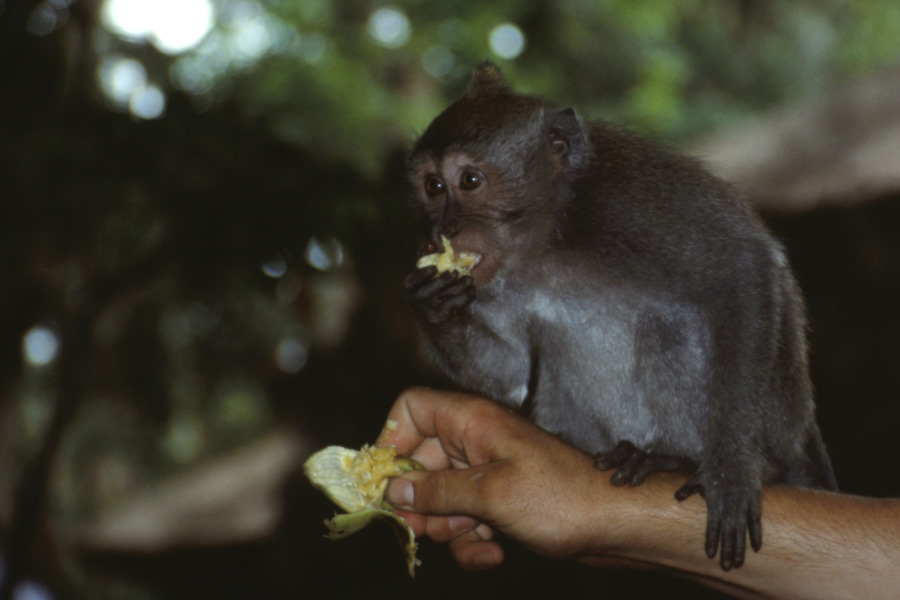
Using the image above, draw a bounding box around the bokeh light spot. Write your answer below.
[129,84,166,119]
[101,0,214,55]
[367,6,411,49]
[101,0,152,40]
[297,33,328,64]
[422,46,456,79]
[98,56,147,107]
[275,338,308,374]
[304,237,344,271]
[23,325,59,368]
[27,2,64,36]
[261,254,289,279]
[13,580,54,600]
[489,23,526,59]
[170,56,215,95]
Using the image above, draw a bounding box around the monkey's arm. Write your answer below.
[405,266,531,405]
[674,245,793,570]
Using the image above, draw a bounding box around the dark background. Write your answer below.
[1,1,898,598]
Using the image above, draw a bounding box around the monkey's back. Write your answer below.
[521,122,837,488]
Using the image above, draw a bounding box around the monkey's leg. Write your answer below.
[594,440,696,486]
[673,471,762,571]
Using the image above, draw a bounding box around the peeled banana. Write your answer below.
[416,235,478,275]
[304,444,422,576]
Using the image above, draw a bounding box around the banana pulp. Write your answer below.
[304,444,422,576]
[416,235,478,275]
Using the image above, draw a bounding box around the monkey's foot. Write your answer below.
[675,471,762,571]
[594,440,695,486]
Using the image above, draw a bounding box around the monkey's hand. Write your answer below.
[595,441,760,570]
[594,440,696,486]
[674,469,763,571]
[405,266,475,325]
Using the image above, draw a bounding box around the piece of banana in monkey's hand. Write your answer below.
[416,234,478,276]
[303,442,423,576]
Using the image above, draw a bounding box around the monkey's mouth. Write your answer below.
[457,251,482,270]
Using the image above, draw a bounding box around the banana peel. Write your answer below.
[304,444,422,576]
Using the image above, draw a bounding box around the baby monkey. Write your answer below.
[405,63,837,570]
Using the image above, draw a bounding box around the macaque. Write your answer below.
[404,63,837,570]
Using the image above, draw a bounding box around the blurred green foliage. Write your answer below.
[89,0,900,173]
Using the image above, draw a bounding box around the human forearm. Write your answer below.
[586,475,900,600]
[379,388,900,598]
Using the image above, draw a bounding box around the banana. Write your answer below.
[304,444,422,576]
[416,235,478,275]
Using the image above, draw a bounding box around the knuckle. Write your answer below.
[420,472,454,514]
[399,386,430,406]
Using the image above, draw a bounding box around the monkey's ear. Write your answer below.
[548,107,589,169]
[465,61,511,97]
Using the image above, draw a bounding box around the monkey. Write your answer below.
[403,63,838,571]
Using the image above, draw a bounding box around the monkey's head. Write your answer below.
[408,62,589,286]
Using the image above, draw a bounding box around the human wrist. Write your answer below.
[578,472,704,567]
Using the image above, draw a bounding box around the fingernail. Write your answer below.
[448,515,472,532]
[387,477,414,510]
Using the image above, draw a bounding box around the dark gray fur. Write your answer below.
[405,63,837,570]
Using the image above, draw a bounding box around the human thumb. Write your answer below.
[386,467,494,518]
[386,475,417,510]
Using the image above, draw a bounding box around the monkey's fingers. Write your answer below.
[426,291,475,324]
[674,475,706,501]
[597,441,693,486]
[703,502,722,561]
[687,479,761,570]
[407,271,460,305]
[610,451,644,486]
[410,273,473,324]
[711,495,751,570]
[436,285,475,311]
[717,512,747,570]
[404,265,439,292]
[623,455,682,486]
[593,440,637,471]
[748,501,763,553]
[436,274,474,301]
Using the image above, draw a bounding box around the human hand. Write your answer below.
[375,387,610,570]
[377,390,900,600]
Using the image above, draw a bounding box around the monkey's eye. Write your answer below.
[460,171,483,190]
[550,137,569,156]
[424,176,445,197]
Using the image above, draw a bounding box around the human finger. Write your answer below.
[377,387,522,466]
[423,514,482,543]
[447,527,504,571]
[392,509,426,538]
[376,387,474,458]
[407,436,454,471]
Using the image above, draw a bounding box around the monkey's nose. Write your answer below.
[429,224,444,245]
